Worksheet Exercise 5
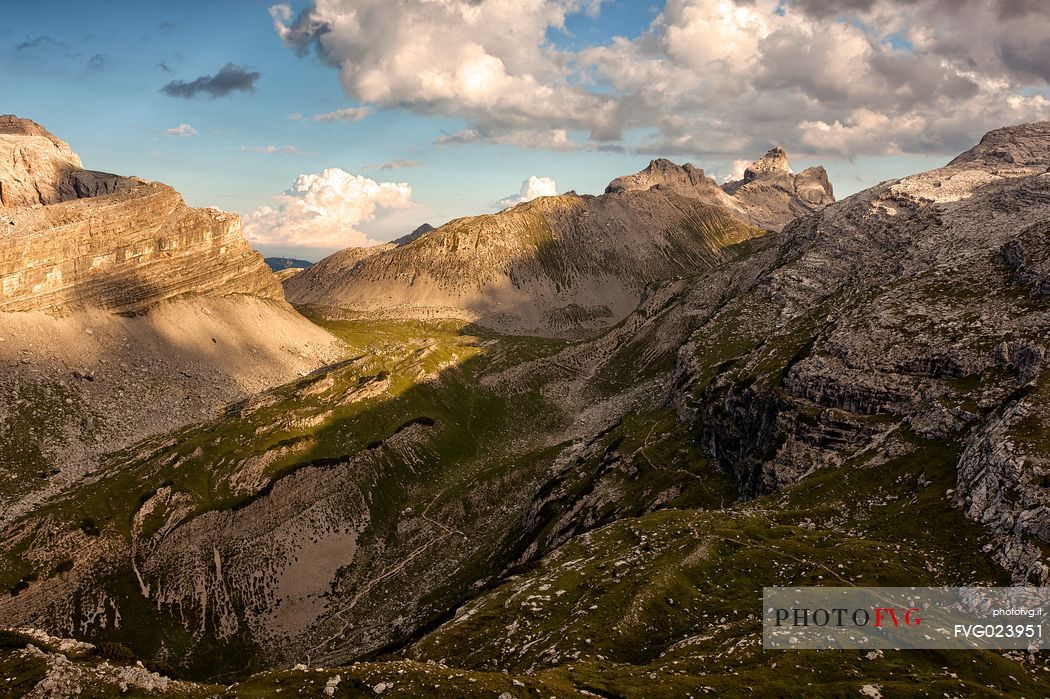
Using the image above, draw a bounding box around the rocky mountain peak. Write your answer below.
[605,158,706,194]
[606,146,834,232]
[0,116,283,314]
[0,113,131,208]
[743,146,790,182]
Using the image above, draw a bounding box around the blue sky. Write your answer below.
[4,0,1045,259]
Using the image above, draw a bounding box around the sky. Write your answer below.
[3,0,1049,261]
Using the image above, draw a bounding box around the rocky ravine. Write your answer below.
[285,148,833,337]
[0,116,341,520]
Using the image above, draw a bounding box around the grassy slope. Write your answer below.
[3,295,1048,695]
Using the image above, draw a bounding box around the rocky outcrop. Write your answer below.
[0,116,127,208]
[604,158,722,199]
[0,183,283,313]
[665,121,1050,579]
[393,223,435,245]
[955,376,1050,584]
[0,115,283,313]
[606,148,835,232]
[1001,222,1050,297]
[720,147,835,230]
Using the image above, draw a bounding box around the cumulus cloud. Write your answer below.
[723,159,751,183]
[272,0,1050,158]
[270,1,618,140]
[161,63,260,98]
[244,168,414,249]
[497,176,558,209]
[313,107,370,122]
[164,123,198,137]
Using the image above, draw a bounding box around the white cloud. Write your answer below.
[164,123,197,137]
[723,159,751,183]
[240,145,305,154]
[244,168,414,249]
[313,107,371,122]
[497,176,558,209]
[438,128,574,151]
[271,0,618,141]
[287,112,304,121]
[272,0,1050,159]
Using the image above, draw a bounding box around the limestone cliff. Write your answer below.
[0,182,282,313]
[0,115,127,208]
[0,117,340,519]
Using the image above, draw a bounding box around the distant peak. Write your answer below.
[743,146,790,182]
[393,223,435,246]
[606,159,706,194]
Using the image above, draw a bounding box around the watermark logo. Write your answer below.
[763,587,1048,649]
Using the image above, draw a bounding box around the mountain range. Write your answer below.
[284,149,832,337]
[0,116,1048,697]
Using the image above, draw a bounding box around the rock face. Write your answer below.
[0,116,282,314]
[604,158,719,198]
[0,115,126,208]
[0,117,340,519]
[393,222,435,245]
[1,182,283,313]
[285,148,833,337]
[720,147,835,230]
[665,121,1050,581]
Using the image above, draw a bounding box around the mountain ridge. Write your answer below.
[285,147,832,336]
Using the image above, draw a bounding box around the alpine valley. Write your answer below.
[1,114,1049,699]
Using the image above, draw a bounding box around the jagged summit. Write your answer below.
[604,158,710,195]
[393,222,436,245]
[742,146,790,182]
[0,114,67,144]
[605,147,834,231]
